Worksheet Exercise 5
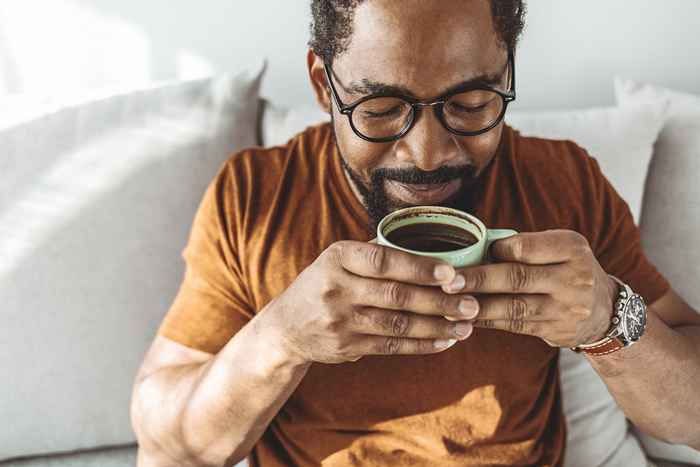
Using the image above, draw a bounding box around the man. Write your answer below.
[130,1,700,466]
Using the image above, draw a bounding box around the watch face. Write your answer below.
[623,294,646,341]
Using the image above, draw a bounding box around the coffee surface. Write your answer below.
[386,222,478,252]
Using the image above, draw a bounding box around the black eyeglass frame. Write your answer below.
[324,50,516,143]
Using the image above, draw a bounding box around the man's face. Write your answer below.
[309,0,510,232]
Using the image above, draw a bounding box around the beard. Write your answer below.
[330,118,480,235]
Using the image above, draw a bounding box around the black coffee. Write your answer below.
[385,222,478,252]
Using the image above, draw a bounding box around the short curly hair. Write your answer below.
[309,0,526,65]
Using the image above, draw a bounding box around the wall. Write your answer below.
[1,0,698,110]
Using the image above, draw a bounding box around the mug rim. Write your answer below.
[376,206,486,256]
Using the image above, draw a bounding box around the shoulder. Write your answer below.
[502,126,609,230]
[507,126,602,188]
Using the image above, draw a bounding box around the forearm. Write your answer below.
[134,309,311,466]
[586,310,700,449]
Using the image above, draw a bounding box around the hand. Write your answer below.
[261,239,479,365]
[440,230,617,348]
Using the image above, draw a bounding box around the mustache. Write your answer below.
[372,164,477,185]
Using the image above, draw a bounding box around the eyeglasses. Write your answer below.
[324,51,516,143]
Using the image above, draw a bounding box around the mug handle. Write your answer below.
[484,229,518,263]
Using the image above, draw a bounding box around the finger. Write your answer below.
[349,307,474,341]
[358,334,459,356]
[472,317,550,338]
[351,275,480,319]
[332,240,456,286]
[473,294,552,322]
[443,263,567,294]
[490,230,591,265]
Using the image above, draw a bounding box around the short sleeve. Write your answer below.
[585,157,670,306]
[157,162,254,354]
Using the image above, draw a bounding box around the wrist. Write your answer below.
[255,303,313,371]
[586,275,619,344]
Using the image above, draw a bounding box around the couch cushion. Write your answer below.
[616,78,700,466]
[0,66,263,460]
[0,445,136,467]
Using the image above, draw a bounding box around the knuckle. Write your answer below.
[366,245,388,274]
[383,337,402,355]
[571,304,593,319]
[325,241,346,265]
[351,307,368,327]
[319,283,342,304]
[419,339,436,353]
[570,269,595,288]
[464,269,487,290]
[526,322,542,336]
[510,237,525,260]
[508,263,530,292]
[384,281,408,308]
[391,312,410,337]
[507,296,529,321]
[569,232,591,255]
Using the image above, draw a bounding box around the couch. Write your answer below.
[1,62,699,466]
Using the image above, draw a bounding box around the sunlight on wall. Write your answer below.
[0,0,150,95]
[0,0,212,100]
[176,49,215,81]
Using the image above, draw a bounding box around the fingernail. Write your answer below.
[434,264,454,282]
[434,338,457,349]
[454,322,473,339]
[445,274,465,292]
[459,297,479,318]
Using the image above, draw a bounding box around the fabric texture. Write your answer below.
[505,103,668,224]
[615,78,700,466]
[0,67,263,461]
[158,122,669,467]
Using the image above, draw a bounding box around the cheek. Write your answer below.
[459,124,504,168]
[333,115,390,177]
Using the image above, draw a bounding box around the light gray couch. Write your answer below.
[1,73,698,467]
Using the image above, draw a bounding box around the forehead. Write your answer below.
[333,0,506,99]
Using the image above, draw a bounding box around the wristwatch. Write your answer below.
[571,275,647,357]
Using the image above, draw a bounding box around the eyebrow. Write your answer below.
[336,61,509,99]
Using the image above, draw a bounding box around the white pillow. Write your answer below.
[616,78,700,466]
[616,77,700,117]
[0,65,263,460]
[262,99,329,147]
[505,103,668,224]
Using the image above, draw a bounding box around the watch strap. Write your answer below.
[571,335,625,356]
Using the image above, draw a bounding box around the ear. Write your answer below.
[307,49,332,114]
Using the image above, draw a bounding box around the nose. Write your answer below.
[393,104,461,172]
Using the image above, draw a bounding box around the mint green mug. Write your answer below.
[376,206,518,267]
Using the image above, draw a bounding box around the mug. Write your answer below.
[376,206,518,268]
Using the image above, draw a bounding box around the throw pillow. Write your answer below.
[615,78,700,466]
[0,65,263,461]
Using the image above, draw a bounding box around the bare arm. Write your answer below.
[131,313,311,467]
[131,240,473,466]
[585,289,700,449]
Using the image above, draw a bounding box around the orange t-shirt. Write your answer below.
[158,123,669,467]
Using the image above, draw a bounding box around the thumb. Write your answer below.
[488,234,522,262]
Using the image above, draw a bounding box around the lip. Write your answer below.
[388,179,461,205]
